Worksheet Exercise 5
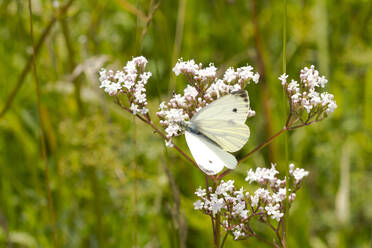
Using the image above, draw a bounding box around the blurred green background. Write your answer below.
[1,0,371,247]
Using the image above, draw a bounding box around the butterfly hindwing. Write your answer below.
[185,131,237,175]
[192,120,250,152]
[191,90,250,124]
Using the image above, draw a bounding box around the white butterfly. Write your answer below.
[184,90,250,175]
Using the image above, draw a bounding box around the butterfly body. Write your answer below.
[184,90,251,175]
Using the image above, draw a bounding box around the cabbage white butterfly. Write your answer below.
[184,90,250,175]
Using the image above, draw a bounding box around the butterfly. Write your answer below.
[184,90,250,175]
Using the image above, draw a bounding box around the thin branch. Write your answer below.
[215,213,221,248]
[279,219,286,248]
[282,0,289,245]
[220,231,229,248]
[239,126,287,163]
[265,218,283,248]
[132,116,138,247]
[209,181,220,248]
[28,0,58,246]
[115,0,147,21]
[114,100,201,170]
[266,219,277,233]
[287,120,317,130]
[252,233,278,248]
[0,0,75,119]
[60,14,83,114]
[285,110,292,127]
[206,176,217,244]
[141,0,161,41]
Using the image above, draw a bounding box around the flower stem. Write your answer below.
[215,214,221,248]
[206,177,217,246]
[133,116,138,247]
[220,231,229,248]
[238,127,287,164]
[217,127,287,180]
[210,181,220,248]
[28,0,58,246]
[115,100,200,170]
[282,0,289,246]
[253,233,278,248]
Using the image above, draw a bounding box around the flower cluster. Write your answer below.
[279,65,337,124]
[157,59,259,140]
[194,163,308,240]
[99,56,151,115]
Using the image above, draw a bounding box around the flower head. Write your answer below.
[193,163,308,241]
[99,56,151,115]
[157,59,259,138]
[281,65,337,124]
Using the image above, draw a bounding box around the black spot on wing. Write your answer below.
[233,108,237,112]
[232,90,248,98]
[232,90,249,104]
[209,160,213,164]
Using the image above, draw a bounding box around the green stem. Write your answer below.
[282,0,289,246]
[215,213,220,248]
[28,0,58,246]
[60,15,83,115]
[133,116,138,247]
[220,231,229,248]
[205,176,217,246]
[211,180,220,248]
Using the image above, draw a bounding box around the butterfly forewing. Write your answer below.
[191,90,250,124]
[184,90,251,174]
[185,131,237,175]
[193,120,250,152]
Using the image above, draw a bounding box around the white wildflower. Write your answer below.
[196,63,217,81]
[223,67,237,83]
[252,72,260,83]
[272,188,286,203]
[172,59,199,76]
[291,168,309,184]
[233,225,245,240]
[209,196,225,215]
[265,204,283,221]
[279,73,288,85]
[130,103,139,114]
[165,139,174,148]
[183,85,198,99]
[194,200,204,210]
[195,187,207,198]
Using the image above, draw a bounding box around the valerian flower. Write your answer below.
[194,163,309,241]
[99,56,151,115]
[280,65,337,126]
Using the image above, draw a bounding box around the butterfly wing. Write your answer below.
[185,131,237,175]
[191,90,250,124]
[192,120,250,152]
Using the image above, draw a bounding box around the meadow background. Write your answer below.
[1,0,371,247]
